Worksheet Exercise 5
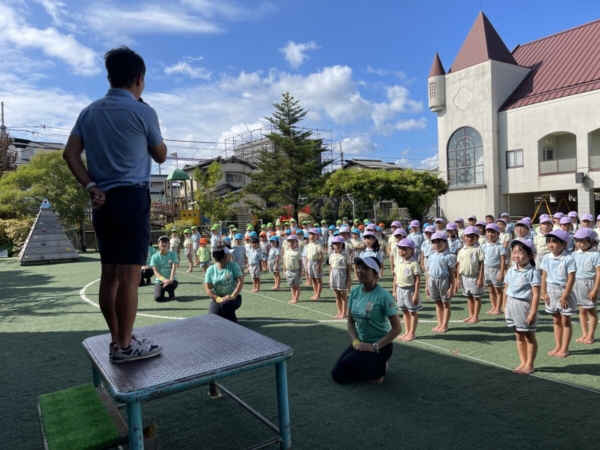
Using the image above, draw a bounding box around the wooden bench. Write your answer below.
[38,383,158,450]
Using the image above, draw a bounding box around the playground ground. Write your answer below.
[1,253,599,449]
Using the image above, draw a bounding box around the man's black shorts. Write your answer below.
[92,185,150,265]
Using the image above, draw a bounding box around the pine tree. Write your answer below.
[245,92,332,220]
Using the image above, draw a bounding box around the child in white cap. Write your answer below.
[408,220,424,263]
[455,218,465,241]
[446,222,462,255]
[534,215,553,269]
[394,238,421,341]
[496,218,511,250]
[420,226,435,272]
[426,231,456,333]
[455,226,485,323]
[568,211,579,232]
[329,236,352,319]
[283,235,303,304]
[502,239,540,375]
[500,213,514,238]
[572,227,600,345]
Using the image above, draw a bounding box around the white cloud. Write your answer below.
[279,41,320,68]
[395,118,427,131]
[34,0,67,24]
[395,152,438,170]
[182,0,275,20]
[419,154,439,169]
[0,3,99,76]
[340,134,376,155]
[82,3,223,42]
[164,62,212,80]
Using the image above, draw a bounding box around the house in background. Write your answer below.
[8,138,64,166]
[430,12,600,220]
[342,158,404,171]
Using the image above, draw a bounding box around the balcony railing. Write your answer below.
[539,157,576,175]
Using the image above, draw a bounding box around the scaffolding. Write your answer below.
[223,126,334,171]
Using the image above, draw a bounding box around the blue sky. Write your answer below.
[1,0,599,174]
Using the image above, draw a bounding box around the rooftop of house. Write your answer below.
[342,158,404,170]
[182,155,257,172]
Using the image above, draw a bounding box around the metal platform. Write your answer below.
[83,314,293,449]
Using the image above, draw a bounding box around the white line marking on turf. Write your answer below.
[79,278,184,321]
[414,340,600,395]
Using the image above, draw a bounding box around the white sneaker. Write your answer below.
[111,337,162,364]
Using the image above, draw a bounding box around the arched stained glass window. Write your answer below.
[447,127,484,187]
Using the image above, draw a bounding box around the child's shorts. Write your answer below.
[199,260,211,268]
[249,264,261,279]
[268,259,280,273]
[306,260,323,278]
[396,286,422,312]
[330,267,348,291]
[285,269,302,287]
[484,266,504,288]
[505,296,537,332]
[170,247,178,254]
[428,276,451,302]
[184,248,193,261]
[545,283,577,316]
[573,277,597,309]
[462,274,485,297]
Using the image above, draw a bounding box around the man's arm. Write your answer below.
[63,134,105,209]
[149,142,167,164]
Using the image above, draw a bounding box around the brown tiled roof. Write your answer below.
[450,12,518,73]
[429,53,446,77]
[501,19,600,111]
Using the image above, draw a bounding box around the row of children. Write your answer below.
[389,212,599,376]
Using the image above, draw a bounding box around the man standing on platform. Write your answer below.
[63,47,166,363]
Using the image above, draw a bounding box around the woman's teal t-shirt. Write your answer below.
[204,262,243,296]
[149,251,179,284]
[348,284,397,343]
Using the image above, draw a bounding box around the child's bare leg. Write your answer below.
[433,301,443,332]
[463,296,475,322]
[493,288,503,314]
[440,301,451,332]
[256,278,261,292]
[288,285,299,304]
[354,265,359,281]
[310,277,319,300]
[513,331,527,373]
[584,308,598,344]
[468,298,481,323]
[333,290,342,318]
[520,331,538,374]
[576,307,589,343]
[294,285,301,302]
[486,286,496,314]
[404,312,418,341]
[555,315,572,357]
[548,314,562,356]
[399,312,410,340]
[341,291,348,318]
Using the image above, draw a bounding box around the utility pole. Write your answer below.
[339,141,344,168]
[0,102,6,139]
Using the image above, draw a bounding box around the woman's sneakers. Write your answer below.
[111,336,163,364]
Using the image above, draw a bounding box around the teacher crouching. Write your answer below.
[204,245,244,322]
[331,256,402,384]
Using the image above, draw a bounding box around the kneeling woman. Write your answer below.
[204,245,244,322]
[331,256,402,384]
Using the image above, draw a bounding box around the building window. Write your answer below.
[429,82,436,98]
[506,149,523,168]
[447,126,484,187]
[225,173,243,183]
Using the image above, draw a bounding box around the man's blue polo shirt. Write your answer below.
[71,88,163,192]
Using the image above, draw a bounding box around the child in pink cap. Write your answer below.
[455,226,485,323]
[482,223,507,315]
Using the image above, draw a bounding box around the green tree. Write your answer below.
[193,160,241,224]
[244,92,333,220]
[321,168,448,223]
[0,150,89,226]
[0,134,17,178]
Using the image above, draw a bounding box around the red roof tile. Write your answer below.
[429,52,446,77]
[501,18,600,111]
[450,12,517,73]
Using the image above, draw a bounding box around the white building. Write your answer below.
[429,12,600,220]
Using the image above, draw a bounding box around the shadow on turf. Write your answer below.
[3,321,600,450]
[536,363,600,376]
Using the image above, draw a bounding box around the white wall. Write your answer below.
[436,60,529,220]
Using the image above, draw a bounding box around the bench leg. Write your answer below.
[127,402,144,450]
[92,365,101,387]
[275,361,291,450]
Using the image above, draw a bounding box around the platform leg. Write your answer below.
[92,365,101,387]
[275,361,291,449]
[127,401,144,450]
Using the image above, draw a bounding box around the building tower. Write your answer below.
[428,53,446,113]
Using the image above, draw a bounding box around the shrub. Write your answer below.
[0,218,35,254]
[165,220,196,233]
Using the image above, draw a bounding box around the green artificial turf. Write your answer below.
[38,383,122,450]
[2,253,600,449]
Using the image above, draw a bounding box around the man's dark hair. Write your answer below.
[105,46,146,88]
